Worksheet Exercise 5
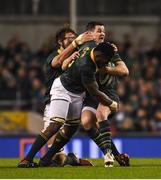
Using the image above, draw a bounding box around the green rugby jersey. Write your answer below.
[60,41,97,94]
[97,53,122,92]
[44,49,63,104]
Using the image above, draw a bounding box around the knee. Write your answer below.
[81,110,96,130]
[96,109,111,122]
[41,120,63,139]
[81,116,94,130]
[96,110,104,122]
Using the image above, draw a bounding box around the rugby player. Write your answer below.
[80,21,130,167]
[37,42,118,167]
[17,27,93,168]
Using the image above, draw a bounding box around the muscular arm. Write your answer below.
[99,44,129,76]
[85,81,113,107]
[51,44,76,68]
[61,56,73,71]
[51,32,93,68]
[62,51,79,71]
[99,60,129,76]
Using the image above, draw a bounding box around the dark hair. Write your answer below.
[86,21,104,31]
[95,42,115,59]
[55,27,77,45]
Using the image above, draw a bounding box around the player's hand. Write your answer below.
[111,43,118,52]
[75,31,94,45]
[109,101,119,112]
[70,51,80,60]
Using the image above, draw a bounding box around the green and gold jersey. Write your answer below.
[44,48,63,104]
[60,41,97,94]
[97,53,122,92]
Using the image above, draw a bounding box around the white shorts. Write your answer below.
[43,104,50,130]
[49,77,85,122]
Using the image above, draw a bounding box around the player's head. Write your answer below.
[55,27,77,49]
[86,21,105,44]
[94,42,115,68]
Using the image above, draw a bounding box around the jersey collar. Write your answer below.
[57,47,64,54]
[90,48,98,71]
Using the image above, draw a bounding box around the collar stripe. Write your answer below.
[90,48,98,70]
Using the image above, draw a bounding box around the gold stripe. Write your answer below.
[40,132,48,141]
[57,47,64,55]
[93,134,101,141]
[50,117,65,124]
[90,48,98,70]
[101,132,111,136]
[99,140,111,147]
[67,118,80,122]
[65,119,80,126]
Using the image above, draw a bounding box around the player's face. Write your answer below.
[62,32,76,49]
[91,25,105,44]
[94,51,108,68]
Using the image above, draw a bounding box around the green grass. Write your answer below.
[0,158,161,179]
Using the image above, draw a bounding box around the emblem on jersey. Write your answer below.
[81,47,90,58]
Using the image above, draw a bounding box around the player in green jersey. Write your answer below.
[17,27,94,168]
[81,22,130,167]
[37,42,118,167]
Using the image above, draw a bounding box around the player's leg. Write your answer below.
[39,90,85,166]
[43,104,67,166]
[48,134,93,166]
[43,119,78,167]
[81,108,110,155]
[108,119,130,166]
[48,124,94,166]
[81,95,114,167]
[106,91,130,166]
[97,104,130,166]
[18,99,68,168]
[18,78,69,168]
[39,122,79,166]
[43,105,59,148]
[96,104,114,167]
[81,96,109,155]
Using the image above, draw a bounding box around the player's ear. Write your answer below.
[58,40,62,46]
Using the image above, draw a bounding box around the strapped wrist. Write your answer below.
[109,101,117,108]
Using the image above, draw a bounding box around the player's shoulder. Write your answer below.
[78,53,96,72]
[46,48,59,64]
[78,41,96,64]
[79,40,96,51]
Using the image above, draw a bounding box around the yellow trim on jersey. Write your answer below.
[90,48,98,70]
[57,47,64,55]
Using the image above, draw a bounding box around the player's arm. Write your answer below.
[81,65,118,112]
[99,60,129,76]
[84,81,118,112]
[62,51,79,71]
[98,43,129,76]
[51,32,93,68]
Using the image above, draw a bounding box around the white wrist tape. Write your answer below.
[110,101,117,108]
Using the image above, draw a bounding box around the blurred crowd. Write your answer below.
[0,32,161,134]
[111,33,161,134]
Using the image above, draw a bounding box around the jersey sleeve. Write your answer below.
[46,51,58,65]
